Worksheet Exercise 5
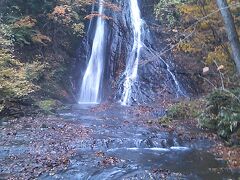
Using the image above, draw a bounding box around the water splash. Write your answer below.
[120,0,143,105]
[78,0,105,104]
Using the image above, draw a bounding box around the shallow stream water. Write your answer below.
[47,104,239,179]
[0,104,239,179]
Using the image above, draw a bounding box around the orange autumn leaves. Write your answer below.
[14,16,37,28]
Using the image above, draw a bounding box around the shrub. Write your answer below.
[198,89,240,141]
[25,61,46,83]
[167,100,202,120]
[0,49,37,99]
[159,99,203,126]
[37,100,57,113]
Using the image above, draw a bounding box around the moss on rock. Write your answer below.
[37,99,62,114]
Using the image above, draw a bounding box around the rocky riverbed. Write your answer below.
[0,103,239,179]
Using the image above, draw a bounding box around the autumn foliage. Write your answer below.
[155,0,240,74]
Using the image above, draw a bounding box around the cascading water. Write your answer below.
[120,0,143,105]
[143,45,185,97]
[78,0,105,104]
[119,0,184,105]
[77,0,186,106]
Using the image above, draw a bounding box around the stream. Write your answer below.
[1,104,239,179]
[56,105,240,179]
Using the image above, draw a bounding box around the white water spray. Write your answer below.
[79,1,105,104]
[120,0,143,105]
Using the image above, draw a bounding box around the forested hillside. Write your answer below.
[0,0,91,116]
[154,0,240,81]
[153,0,240,143]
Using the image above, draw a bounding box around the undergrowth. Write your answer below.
[159,99,204,121]
[198,89,240,144]
[159,88,240,145]
[36,99,62,114]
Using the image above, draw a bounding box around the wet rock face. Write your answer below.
[74,0,192,104]
[104,0,164,104]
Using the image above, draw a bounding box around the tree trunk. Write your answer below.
[216,0,240,73]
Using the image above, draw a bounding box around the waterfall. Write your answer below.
[77,0,186,106]
[120,0,143,105]
[78,0,105,104]
[118,0,185,105]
